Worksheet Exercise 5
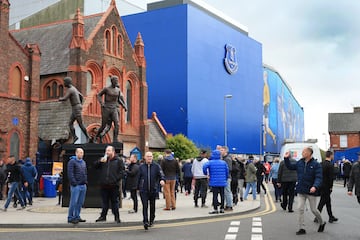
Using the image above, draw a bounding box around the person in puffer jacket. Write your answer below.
[284,147,325,235]
[203,150,228,214]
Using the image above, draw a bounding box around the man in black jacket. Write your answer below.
[316,151,338,223]
[348,153,360,204]
[95,145,124,223]
[138,152,165,230]
[125,154,140,214]
[278,158,297,212]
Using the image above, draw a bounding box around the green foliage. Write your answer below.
[166,134,199,160]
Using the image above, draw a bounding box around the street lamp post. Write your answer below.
[224,94,233,147]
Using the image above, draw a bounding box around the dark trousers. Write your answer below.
[183,177,193,194]
[130,189,138,212]
[212,186,225,210]
[281,182,296,211]
[231,179,239,204]
[344,177,349,187]
[256,175,266,194]
[357,196,360,204]
[271,178,282,201]
[100,186,120,219]
[317,189,333,218]
[194,178,208,205]
[140,191,156,224]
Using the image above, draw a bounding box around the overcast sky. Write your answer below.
[174,0,360,149]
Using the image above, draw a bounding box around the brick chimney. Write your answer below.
[0,0,10,45]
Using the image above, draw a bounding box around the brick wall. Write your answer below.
[330,133,360,150]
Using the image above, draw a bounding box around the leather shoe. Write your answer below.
[95,216,106,222]
[318,222,326,232]
[68,219,79,224]
[78,218,86,222]
[115,218,121,223]
[296,229,306,235]
[144,223,149,230]
[163,208,171,211]
[329,217,338,223]
[149,222,154,227]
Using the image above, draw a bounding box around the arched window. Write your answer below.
[86,71,94,94]
[46,86,51,99]
[112,26,117,54]
[117,35,123,58]
[105,30,111,53]
[10,66,22,97]
[43,80,64,100]
[126,81,132,123]
[10,132,20,161]
[52,81,58,98]
[59,85,64,97]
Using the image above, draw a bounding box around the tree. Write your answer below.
[166,134,199,160]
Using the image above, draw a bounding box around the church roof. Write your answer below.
[11,14,102,75]
[38,101,71,141]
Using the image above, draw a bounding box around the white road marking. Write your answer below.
[252,227,263,233]
[252,217,262,222]
[252,221,262,227]
[251,234,263,240]
[227,227,239,233]
[224,234,237,240]
[230,221,240,226]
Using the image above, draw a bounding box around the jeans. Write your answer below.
[163,179,176,209]
[68,184,87,221]
[100,186,120,219]
[243,182,257,200]
[224,178,232,207]
[140,191,156,224]
[212,186,225,210]
[194,178,208,205]
[298,194,323,229]
[271,178,282,201]
[22,182,34,204]
[4,182,25,209]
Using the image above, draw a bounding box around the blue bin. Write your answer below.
[43,175,59,198]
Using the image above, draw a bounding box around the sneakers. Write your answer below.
[128,209,136,214]
[209,210,219,214]
[318,222,326,232]
[224,207,233,211]
[329,217,338,223]
[0,208,7,212]
[219,209,225,213]
[78,218,86,223]
[296,229,306,235]
[68,219,79,224]
[95,216,106,222]
[17,206,26,210]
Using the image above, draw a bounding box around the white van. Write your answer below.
[279,141,322,163]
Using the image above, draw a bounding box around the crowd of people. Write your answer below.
[1,145,360,234]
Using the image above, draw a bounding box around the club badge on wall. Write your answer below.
[224,44,238,75]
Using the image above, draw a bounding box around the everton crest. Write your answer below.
[224,44,238,75]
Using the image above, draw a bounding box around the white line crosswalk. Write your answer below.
[223,217,264,240]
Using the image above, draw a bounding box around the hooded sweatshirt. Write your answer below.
[21,158,38,184]
[160,155,180,180]
[192,157,209,179]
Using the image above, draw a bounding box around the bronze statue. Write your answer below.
[94,76,127,143]
[59,77,90,143]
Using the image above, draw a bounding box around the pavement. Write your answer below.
[0,191,261,228]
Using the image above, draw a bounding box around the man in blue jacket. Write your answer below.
[138,152,165,230]
[67,148,87,224]
[284,147,325,235]
[203,150,229,214]
[21,157,38,205]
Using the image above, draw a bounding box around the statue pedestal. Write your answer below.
[61,142,123,208]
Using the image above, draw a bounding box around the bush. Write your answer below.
[166,134,199,160]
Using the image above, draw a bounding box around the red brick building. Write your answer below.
[0,0,166,161]
[328,107,360,151]
[0,0,40,161]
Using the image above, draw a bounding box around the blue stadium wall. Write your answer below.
[263,67,305,153]
[123,4,263,154]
